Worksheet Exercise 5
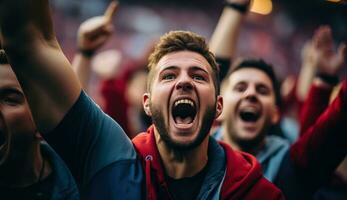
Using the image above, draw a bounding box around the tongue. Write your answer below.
[175,116,193,124]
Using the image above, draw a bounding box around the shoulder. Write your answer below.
[40,142,80,199]
[248,177,284,200]
[218,142,284,199]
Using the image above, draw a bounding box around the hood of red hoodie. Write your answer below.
[132,125,282,200]
[219,141,264,199]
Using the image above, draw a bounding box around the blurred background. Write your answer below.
[51,0,347,79]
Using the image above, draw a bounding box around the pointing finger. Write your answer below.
[104,1,119,23]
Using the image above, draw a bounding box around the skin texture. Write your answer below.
[221,68,279,153]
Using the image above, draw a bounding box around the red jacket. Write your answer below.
[132,126,284,200]
[291,77,347,183]
[299,84,332,136]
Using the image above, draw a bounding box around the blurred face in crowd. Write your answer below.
[143,51,223,150]
[0,64,37,158]
[221,68,279,149]
[126,70,148,110]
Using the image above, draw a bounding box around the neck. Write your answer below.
[222,126,264,155]
[154,131,209,179]
[0,141,45,187]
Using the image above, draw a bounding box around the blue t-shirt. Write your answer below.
[45,91,144,199]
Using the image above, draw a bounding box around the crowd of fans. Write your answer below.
[0,0,346,199]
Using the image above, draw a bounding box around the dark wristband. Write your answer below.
[316,73,339,86]
[78,48,95,58]
[224,1,248,13]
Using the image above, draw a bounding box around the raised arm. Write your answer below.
[299,26,346,134]
[290,26,346,184]
[0,0,81,133]
[295,41,318,102]
[1,1,142,193]
[209,0,250,58]
[209,0,250,81]
[72,1,119,91]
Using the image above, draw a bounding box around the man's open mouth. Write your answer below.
[172,99,197,125]
[239,107,261,122]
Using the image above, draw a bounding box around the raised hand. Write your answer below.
[301,40,318,68]
[312,25,346,75]
[77,1,118,52]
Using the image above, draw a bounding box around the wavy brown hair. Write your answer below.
[147,31,220,95]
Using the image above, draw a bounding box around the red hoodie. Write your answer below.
[132,126,284,200]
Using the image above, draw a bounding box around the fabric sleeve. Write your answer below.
[290,77,347,184]
[299,84,332,136]
[44,91,136,189]
[216,57,231,82]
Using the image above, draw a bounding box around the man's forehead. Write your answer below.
[228,68,273,86]
[156,51,211,71]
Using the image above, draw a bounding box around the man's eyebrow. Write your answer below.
[190,66,208,74]
[257,83,272,90]
[234,80,246,84]
[0,87,24,96]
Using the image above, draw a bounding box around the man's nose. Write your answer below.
[176,76,194,91]
[244,87,258,102]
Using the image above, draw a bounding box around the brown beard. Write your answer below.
[227,116,272,153]
[150,102,216,151]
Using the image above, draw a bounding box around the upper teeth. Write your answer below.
[175,99,194,107]
[242,107,257,113]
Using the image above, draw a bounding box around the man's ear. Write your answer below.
[215,95,223,119]
[271,106,280,125]
[143,93,152,116]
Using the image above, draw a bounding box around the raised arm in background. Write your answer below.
[297,26,347,195]
[290,25,347,184]
[299,25,346,134]
[297,26,346,103]
[295,40,318,102]
[209,0,250,58]
[0,0,82,133]
[72,1,118,91]
[209,0,251,80]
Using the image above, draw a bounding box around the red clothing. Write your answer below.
[299,84,332,136]
[291,77,347,183]
[100,62,147,138]
[100,78,130,135]
[297,81,347,198]
[132,126,284,200]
